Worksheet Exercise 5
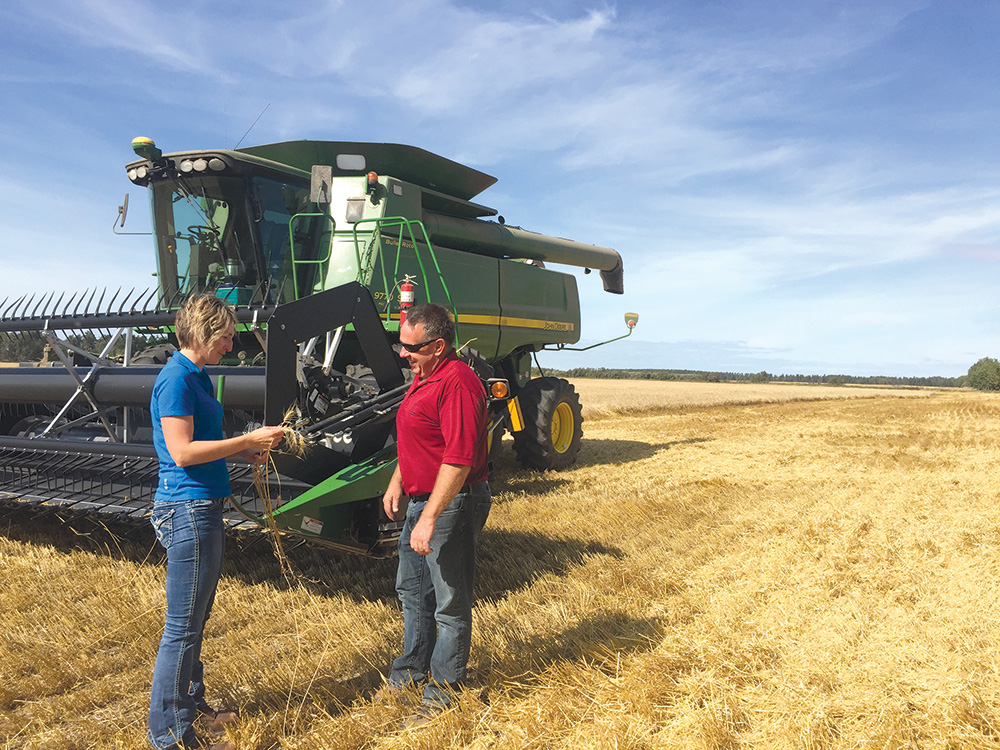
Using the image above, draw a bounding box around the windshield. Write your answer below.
[149,172,326,305]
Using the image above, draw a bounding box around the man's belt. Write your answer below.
[408,481,487,504]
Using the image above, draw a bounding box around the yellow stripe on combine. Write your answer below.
[458,314,575,333]
[507,397,525,432]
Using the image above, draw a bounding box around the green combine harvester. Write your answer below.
[0,138,634,555]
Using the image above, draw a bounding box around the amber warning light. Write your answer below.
[489,380,509,399]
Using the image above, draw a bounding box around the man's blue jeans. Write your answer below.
[147,498,226,750]
[389,482,491,707]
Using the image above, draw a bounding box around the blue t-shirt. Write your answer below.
[151,351,231,501]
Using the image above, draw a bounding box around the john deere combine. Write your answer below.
[0,138,631,555]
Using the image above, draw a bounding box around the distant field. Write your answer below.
[3,383,1000,749]
[572,376,941,418]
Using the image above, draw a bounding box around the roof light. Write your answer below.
[337,153,366,170]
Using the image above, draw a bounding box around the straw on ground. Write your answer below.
[3,380,999,749]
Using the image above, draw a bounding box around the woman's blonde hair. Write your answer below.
[174,294,238,350]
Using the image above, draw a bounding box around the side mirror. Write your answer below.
[311,165,333,205]
[116,193,129,229]
[111,192,152,236]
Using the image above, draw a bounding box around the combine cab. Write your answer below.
[0,138,632,555]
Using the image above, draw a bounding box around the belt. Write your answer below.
[408,481,486,504]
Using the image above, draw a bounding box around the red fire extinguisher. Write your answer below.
[399,275,416,325]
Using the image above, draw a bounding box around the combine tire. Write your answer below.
[512,377,583,470]
[131,343,176,365]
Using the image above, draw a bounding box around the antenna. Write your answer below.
[234,102,271,148]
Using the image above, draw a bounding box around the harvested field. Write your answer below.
[573,377,936,418]
[3,383,1000,749]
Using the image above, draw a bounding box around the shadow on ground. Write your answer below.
[0,502,624,605]
[476,528,624,602]
[573,437,711,469]
[476,608,669,693]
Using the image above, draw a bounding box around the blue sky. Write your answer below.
[1,0,998,377]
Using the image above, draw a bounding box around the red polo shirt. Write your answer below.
[396,351,488,496]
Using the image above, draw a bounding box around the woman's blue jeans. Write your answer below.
[147,498,226,750]
[389,482,491,707]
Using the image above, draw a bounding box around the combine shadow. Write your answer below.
[0,503,161,562]
[475,608,669,693]
[476,528,624,602]
[490,436,710,476]
[0,504,623,605]
[572,437,710,469]
[0,503,399,601]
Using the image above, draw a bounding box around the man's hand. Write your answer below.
[382,465,405,520]
[409,514,436,556]
[406,463,470,556]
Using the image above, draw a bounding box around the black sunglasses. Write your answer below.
[399,337,441,353]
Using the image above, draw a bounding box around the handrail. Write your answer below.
[287,212,336,300]
[349,217,458,339]
[286,213,459,346]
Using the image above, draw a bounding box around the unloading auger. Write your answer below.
[0,138,635,555]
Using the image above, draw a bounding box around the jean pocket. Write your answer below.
[439,493,466,516]
[191,497,225,512]
[150,505,175,549]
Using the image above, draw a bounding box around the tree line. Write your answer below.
[0,332,169,364]
[536,366,968,388]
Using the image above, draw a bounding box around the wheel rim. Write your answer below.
[551,401,575,454]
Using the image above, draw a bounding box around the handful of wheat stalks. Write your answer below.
[250,410,309,579]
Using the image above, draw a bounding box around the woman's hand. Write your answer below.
[245,425,285,453]
[161,418,285,467]
[238,448,269,465]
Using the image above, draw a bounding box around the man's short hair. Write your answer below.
[174,294,238,350]
[405,303,454,349]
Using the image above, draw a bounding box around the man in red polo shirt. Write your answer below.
[381,303,491,726]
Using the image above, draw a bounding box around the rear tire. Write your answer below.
[512,377,583,470]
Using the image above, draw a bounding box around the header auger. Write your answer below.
[0,137,635,555]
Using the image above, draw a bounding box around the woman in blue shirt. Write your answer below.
[147,294,284,750]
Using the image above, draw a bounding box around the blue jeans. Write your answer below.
[389,482,491,707]
[148,498,227,750]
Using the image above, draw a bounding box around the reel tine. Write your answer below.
[72,288,90,317]
[51,291,66,319]
[29,291,51,319]
[120,287,136,314]
[2,293,27,318]
[63,290,80,317]
[84,288,98,316]
[107,286,123,313]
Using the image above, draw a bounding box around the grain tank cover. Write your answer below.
[236,141,498,200]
